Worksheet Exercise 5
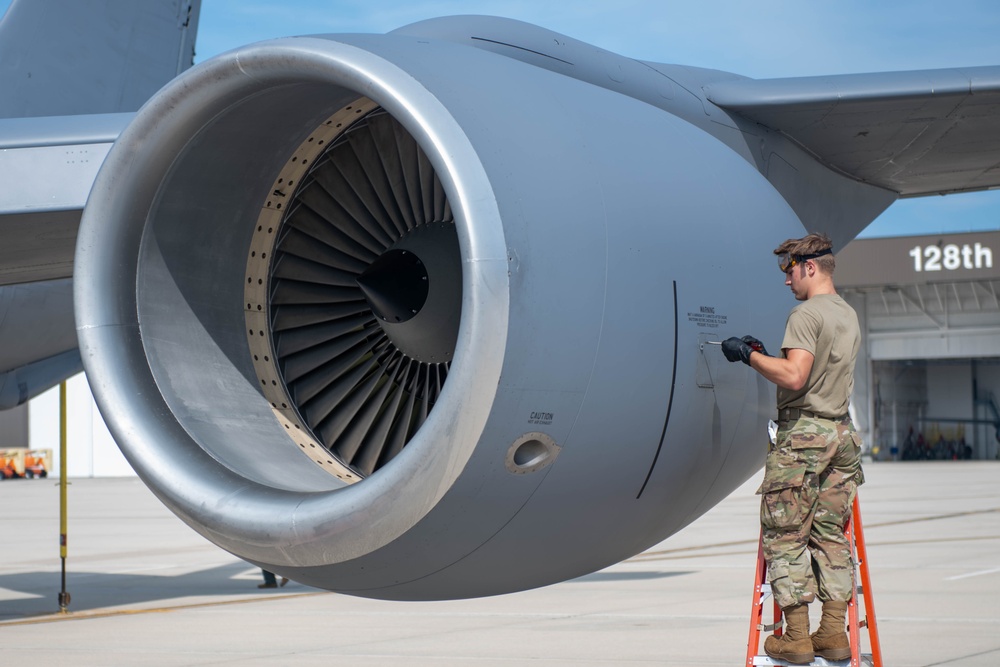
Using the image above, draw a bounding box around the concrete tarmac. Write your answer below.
[1,461,998,666]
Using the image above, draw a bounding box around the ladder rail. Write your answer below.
[745,537,768,666]
[851,496,883,667]
[847,514,862,666]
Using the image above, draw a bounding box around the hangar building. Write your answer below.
[838,230,1000,461]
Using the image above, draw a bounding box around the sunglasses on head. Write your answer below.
[778,248,832,273]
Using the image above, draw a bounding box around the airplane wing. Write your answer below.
[0,0,200,406]
[704,66,1000,197]
[0,113,131,286]
[0,0,201,287]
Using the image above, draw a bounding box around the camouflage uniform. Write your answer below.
[760,415,865,609]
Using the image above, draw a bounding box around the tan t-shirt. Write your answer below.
[776,294,860,417]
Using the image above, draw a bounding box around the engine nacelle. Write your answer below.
[75,21,804,599]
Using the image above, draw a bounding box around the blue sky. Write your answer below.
[4,0,999,238]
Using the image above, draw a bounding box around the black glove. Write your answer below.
[740,335,769,357]
[721,336,766,365]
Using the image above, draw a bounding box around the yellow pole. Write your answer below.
[58,381,70,612]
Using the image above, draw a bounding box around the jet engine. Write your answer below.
[75,18,805,599]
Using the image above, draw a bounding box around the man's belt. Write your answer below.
[777,407,848,422]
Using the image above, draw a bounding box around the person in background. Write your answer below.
[259,569,288,589]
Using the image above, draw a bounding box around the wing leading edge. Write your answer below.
[705,66,1000,198]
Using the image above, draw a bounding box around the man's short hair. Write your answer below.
[774,232,835,274]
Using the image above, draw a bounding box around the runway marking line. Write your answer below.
[628,508,1000,563]
[945,566,1000,581]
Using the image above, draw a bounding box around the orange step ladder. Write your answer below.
[745,494,883,666]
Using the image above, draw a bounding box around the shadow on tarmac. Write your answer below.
[0,561,316,620]
[570,570,693,583]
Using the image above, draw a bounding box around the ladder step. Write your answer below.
[751,654,875,666]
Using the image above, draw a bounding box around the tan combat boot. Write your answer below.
[811,600,851,660]
[764,603,814,664]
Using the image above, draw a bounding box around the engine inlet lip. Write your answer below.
[75,36,511,565]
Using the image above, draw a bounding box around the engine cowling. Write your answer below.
[75,24,803,600]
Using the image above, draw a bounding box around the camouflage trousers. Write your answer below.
[758,416,865,609]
